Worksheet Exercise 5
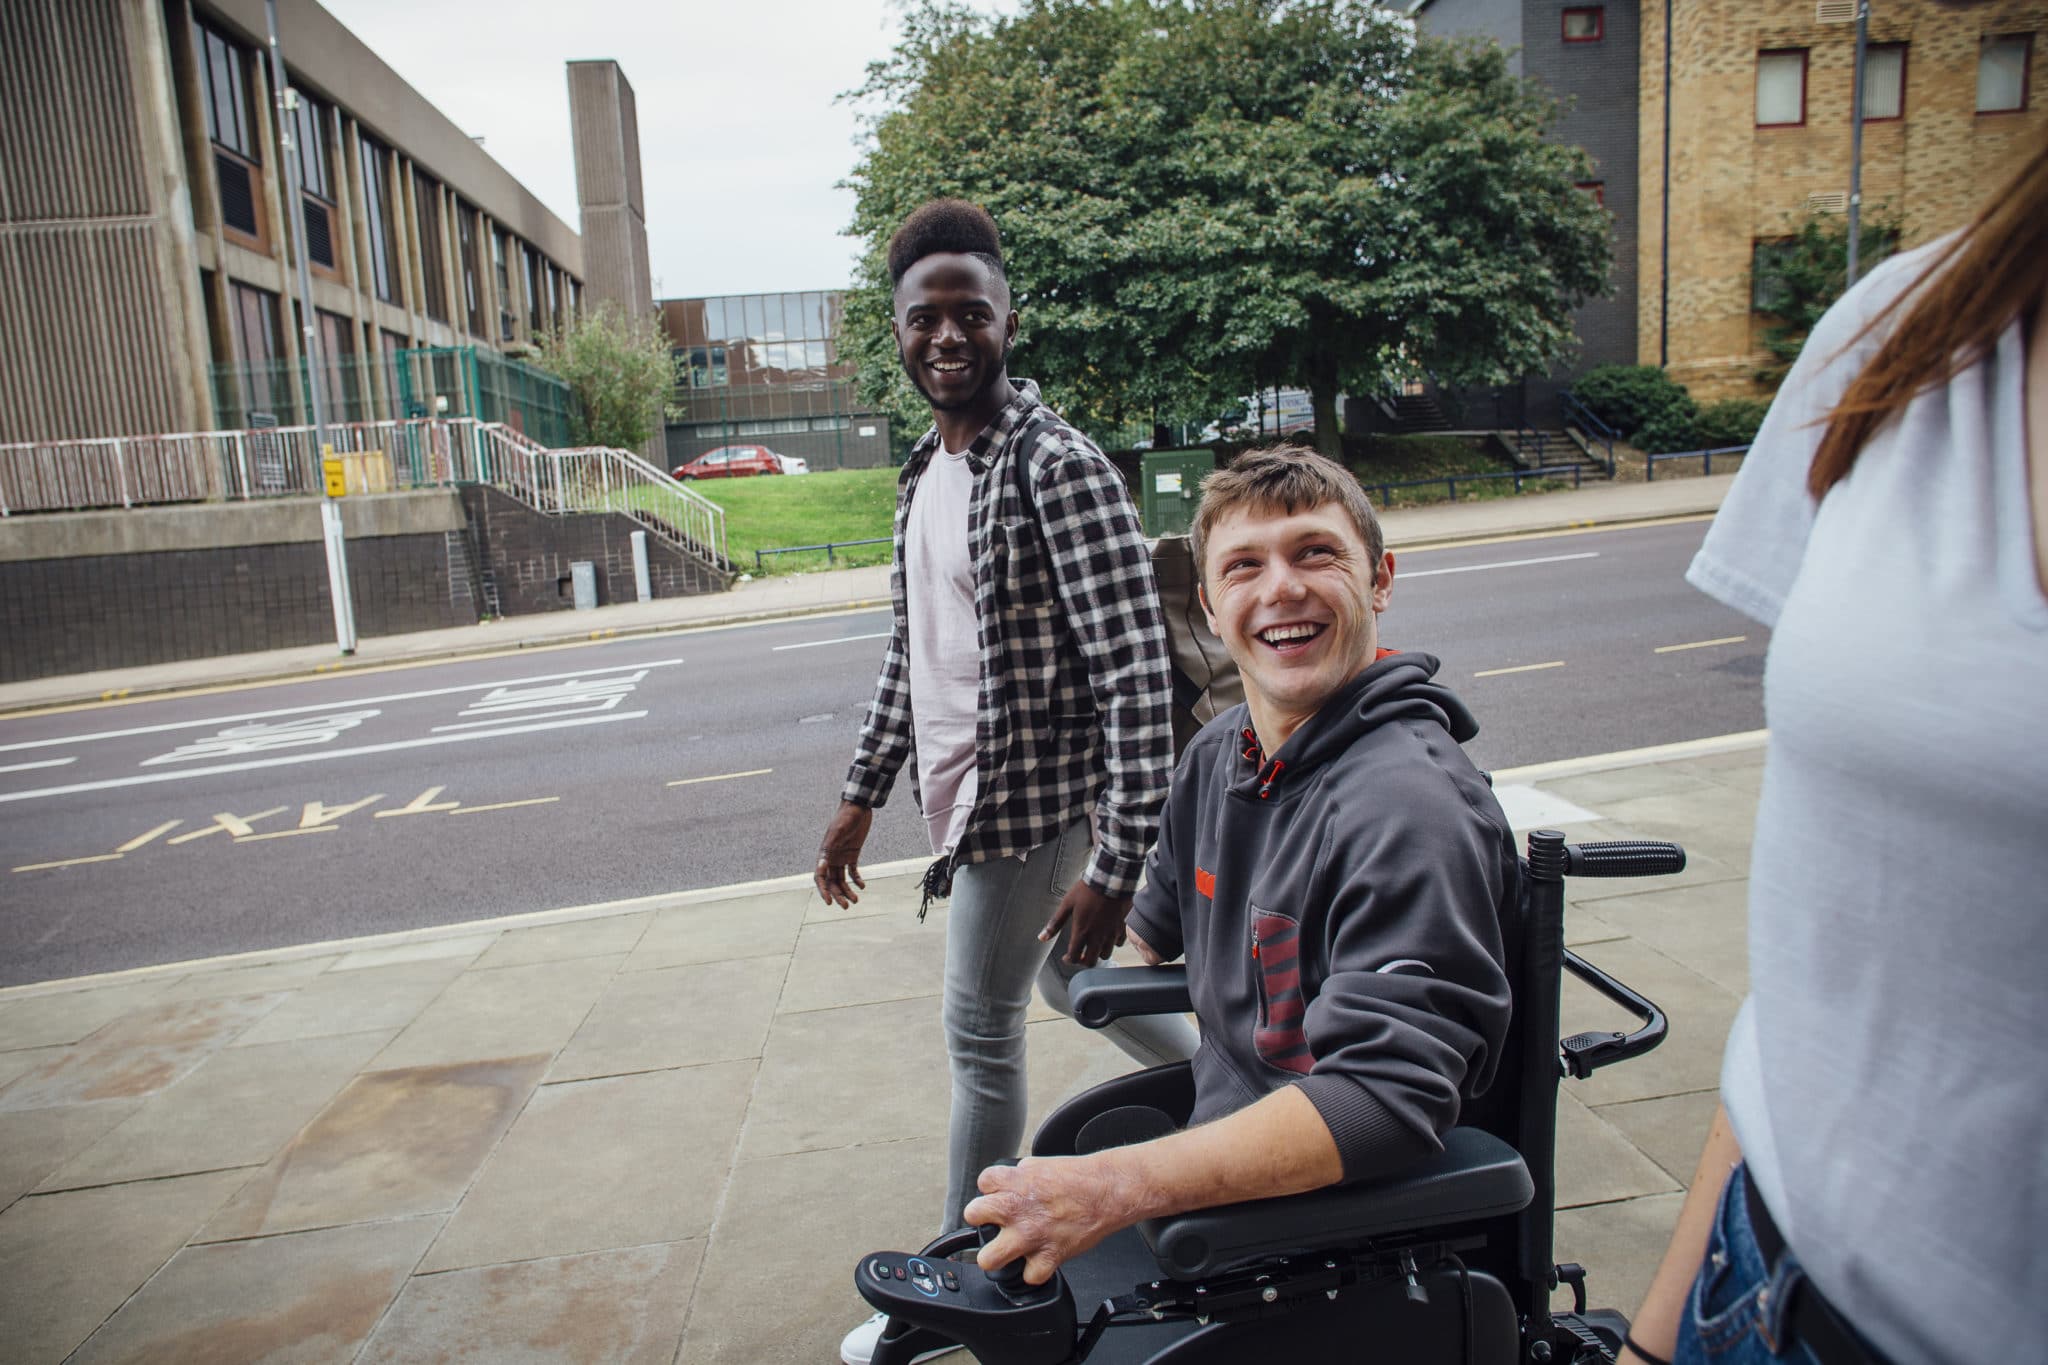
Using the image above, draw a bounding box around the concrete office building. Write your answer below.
[661,290,894,471]
[1415,0,2047,405]
[0,0,594,444]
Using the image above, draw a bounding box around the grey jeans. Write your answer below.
[940,819,1201,1231]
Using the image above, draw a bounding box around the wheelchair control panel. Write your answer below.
[856,1228,1078,1365]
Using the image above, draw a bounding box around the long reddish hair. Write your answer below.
[1809,139,2048,498]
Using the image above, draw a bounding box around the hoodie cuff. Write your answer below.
[1293,1075,1436,1183]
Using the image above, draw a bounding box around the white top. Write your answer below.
[1688,238,2048,1365]
[905,447,982,854]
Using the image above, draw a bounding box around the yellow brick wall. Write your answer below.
[1638,1,2047,399]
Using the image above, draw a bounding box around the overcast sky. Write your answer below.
[320,0,1013,300]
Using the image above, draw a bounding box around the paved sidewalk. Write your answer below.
[0,474,1733,716]
[0,735,1762,1364]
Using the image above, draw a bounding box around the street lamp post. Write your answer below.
[264,0,357,654]
[1847,1,1870,286]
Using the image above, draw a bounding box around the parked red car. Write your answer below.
[672,445,806,480]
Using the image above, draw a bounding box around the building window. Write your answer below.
[1757,49,1808,127]
[288,90,338,271]
[414,172,448,323]
[525,248,546,336]
[1978,34,2032,113]
[229,282,288,419]
[359,135,398,303]
[492,230,514,341]
[1562,7,1603,43]
[191,20,257,161]
[1576,180,1606,207]
[1862,43,1906,121]
[456,201,484,336]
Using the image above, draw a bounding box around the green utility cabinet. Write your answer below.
[1138,448,1216,537]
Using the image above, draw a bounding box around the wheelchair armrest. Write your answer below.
[1068,965,1193,1028]
[1137,1127,1534,1279]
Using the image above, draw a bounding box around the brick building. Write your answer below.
[1417,0,2047,404]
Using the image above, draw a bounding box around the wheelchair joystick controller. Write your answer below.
[853,1223,1079,1365]
[979,1220,1033,1296]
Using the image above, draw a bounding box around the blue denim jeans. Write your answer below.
[1674,1164,1823,1365]
[939,819,1201,1230]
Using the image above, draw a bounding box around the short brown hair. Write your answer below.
[1190,444,1384,586]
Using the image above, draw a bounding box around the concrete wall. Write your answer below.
[0,488,728,681]
[567,60,652,321]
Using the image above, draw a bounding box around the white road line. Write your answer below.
[1654,635,1748,654]
[667,768,773,787]
[772,632,891,652]
[1473,661,1566,678]
[450,797,561,815]
[1401,551,1600,579]
[0,711,647,806]
[0,659,683,754]
[0,757,76,773]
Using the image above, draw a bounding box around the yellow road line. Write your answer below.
[450,797,562,815]
[1473,661,1566,678]
[1654,635,1748,654]
[667,768,774,787]
[235,827,339,842]
[14,853,124,872]
[116,820,182,852]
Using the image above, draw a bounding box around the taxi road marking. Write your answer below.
[236,827,339,843]
[117,820,183,852]
[13,853,124,872]
[667,768,773,787]
[1473,661,1566,678]
[1655,635,1748,654]
[449,797,561,815]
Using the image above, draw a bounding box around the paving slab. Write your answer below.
[0,993,286,1111]
[740,995,950,1160]
[1581,877,1751,997]
[421,1060,755,1272]
[550,956,787,1082]
[779,902,951,1014]
[471,911,655,970]
[153,956,341,1004]
[228,957,469,1048]
[680,1138,947,1365]
[200,1054,550,1241]
[1553,1090,1682,1209]
[362,1241,699,1363]
[0,1099,141,1207]
[624,888,812,971]
[1551,1192,1688,1326]
[67,1215,441,1365]
[0,979,174,1052]
[39,1029,394,1191]
[1594,1089,1723,1185]
[368,954,623,1071]
[1562,939,1742,1107]
[0,1169,249,1364]
[330,933,496,973]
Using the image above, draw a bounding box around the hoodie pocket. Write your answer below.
[1249,905,1312,1075]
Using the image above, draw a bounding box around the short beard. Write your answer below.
[899,339,1012,414]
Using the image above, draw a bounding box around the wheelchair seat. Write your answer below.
[853,832,1684,1365]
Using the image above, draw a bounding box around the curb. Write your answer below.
[0,732,1768,1001]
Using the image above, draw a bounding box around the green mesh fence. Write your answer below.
[209,346,576,450]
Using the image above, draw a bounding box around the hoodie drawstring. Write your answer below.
[1258,758,1285,799]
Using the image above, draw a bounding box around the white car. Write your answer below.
[775,452,810,476]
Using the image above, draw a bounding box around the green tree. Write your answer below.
[531,302,679,452]
[1753,209,1901,386]
[843,0,1611,460]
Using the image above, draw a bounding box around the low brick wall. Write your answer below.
[458,486,728,616]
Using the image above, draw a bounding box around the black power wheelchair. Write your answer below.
[855,830,1685,1365]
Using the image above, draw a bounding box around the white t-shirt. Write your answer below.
[905,448,982,854]
[1687,238,2048,1365]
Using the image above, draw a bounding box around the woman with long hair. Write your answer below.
[1619,140,2048,1365]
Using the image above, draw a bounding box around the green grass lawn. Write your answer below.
[640,436,1566,576]
[684,467,901,575]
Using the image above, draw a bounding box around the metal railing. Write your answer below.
[754,536,889,570]
[1558,391,1619,477]
[1645,445,1750,480]
[0,417,728,573]
[1361,464,1586,505]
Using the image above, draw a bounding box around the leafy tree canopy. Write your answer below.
[1753,208,1902,387]
[531,302,680,453]
[842,0,1612,458]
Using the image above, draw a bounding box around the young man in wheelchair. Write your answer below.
[965,445,1519,1289]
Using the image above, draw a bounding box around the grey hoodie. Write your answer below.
[1125,652,1516,1182]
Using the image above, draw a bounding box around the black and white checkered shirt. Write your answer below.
[840,381,1172,898]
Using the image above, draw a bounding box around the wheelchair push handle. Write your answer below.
[1562,839,1686,879]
